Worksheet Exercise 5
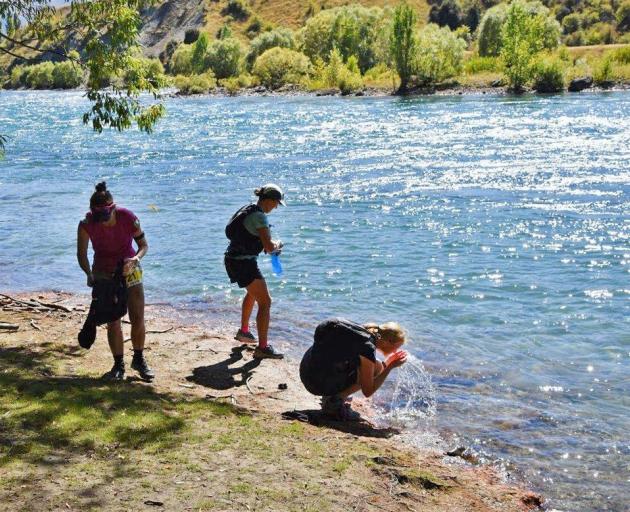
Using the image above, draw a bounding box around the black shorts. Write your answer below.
[299,347,358,396]
[224,255,263,288]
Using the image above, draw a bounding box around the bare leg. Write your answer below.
[107,319,124,357]
[241,292,256,332]
[127,283,154,379]
[244,278,272,347]
[338,361,385,399]
[127,283,145,350]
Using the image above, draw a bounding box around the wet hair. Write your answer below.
[254,187,264,198]
[90,181,114,209]
[364,322,406,345]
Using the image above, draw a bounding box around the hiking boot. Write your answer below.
[235,329,257,344]
[253,345,284,360]
[104,362,125,381]
[321,395,361,422]
[321,395,343,416]
[339,402,362,422]
[131,356,155,381]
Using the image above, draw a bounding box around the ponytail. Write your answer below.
[90,181,114,209]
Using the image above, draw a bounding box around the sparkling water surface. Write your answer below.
[1,90,628,511]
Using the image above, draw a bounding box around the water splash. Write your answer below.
[387,355,437,428]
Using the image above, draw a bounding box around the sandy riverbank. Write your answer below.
[0,291,543,511]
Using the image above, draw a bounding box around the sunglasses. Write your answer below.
[91,203,115,222]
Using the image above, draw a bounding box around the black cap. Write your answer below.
[260,183,285,206]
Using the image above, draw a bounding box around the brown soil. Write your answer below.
[0,291,543,511]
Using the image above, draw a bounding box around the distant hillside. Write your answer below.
[1,0,627,70]
[138,0,430,57]
[137,0,629,58]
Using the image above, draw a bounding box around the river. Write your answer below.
[1,90,628,511]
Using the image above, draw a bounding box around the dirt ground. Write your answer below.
[0,291,544,512]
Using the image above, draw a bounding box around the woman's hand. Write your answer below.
[123,256,139,276]
[86,273,94,287]
[271,240,283,255]
[385,350,408,369]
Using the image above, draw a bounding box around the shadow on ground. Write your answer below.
[0,345,194,466]
[281,409,400,438]
[186,345,261,390]
[0,342,241,511]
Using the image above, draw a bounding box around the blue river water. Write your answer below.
[1,90,628,511]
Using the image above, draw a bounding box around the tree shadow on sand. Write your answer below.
[0,343,239,511]
[281,409,400,439]
[186,345,261,391]
[0,345,189,468]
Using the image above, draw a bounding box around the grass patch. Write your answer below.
[280,420,306,437]
[612,62,630,80]
[0,345,238,466]
[398,467,450,489]
[332,456,352,474]
[563,44,630,84]
[464,55,501,74]
[565,44,630,61]
[194,498,218,510]
[457,71,503,88]
[230,482,253,494]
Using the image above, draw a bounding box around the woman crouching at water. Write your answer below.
[300,319,408,421]
[77,182,154,381]
[224,184,285,360]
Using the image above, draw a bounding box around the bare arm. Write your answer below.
[123,221,148,275]
[358,356,392,398]
[132,222,148,260]
[76,224,93,286]
[257,227,279,254]
[358,351,407,398]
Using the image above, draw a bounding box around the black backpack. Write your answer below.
[314,318,374,348]
[225,204,264,257]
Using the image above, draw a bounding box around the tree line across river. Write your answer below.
[2,1,630,96]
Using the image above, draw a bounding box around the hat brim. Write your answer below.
[279,199,286,206]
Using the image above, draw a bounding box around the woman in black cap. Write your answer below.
[224,183,285,359]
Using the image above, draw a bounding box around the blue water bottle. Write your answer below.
[271,252,283,276]
[270,240,283,276]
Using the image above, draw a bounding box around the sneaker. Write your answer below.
[235,329,257,344]
[131,356,155,381]
[253,345,284,360]
[104,362,125,381]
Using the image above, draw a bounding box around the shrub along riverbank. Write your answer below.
[2,1,630,96]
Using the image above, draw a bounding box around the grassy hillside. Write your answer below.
[139,0,430,56]
[246,0,430,29]
[115,0,630,59]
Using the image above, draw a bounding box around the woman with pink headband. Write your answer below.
[77,181,153,381]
